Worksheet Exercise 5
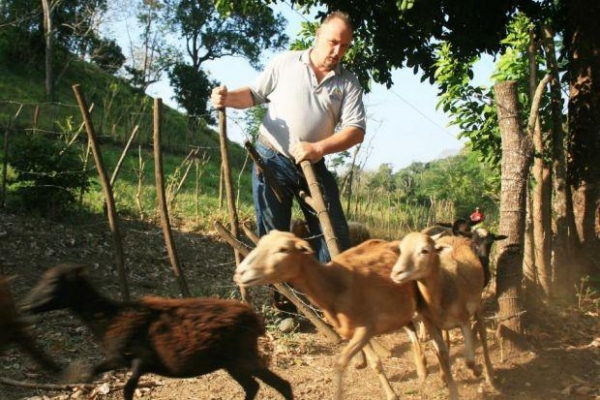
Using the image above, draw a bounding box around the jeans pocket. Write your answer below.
[256,142,277,160]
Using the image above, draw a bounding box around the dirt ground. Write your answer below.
[0,210,598,400]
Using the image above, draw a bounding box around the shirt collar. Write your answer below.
[301,49,342,75]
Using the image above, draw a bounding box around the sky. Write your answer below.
[140,3,495,172]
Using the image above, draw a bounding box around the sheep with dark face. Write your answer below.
[0,275,61,374]
[23,264,293,400]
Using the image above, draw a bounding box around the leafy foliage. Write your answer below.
[5,133,90,217]
[163,0,288,120]
[168,63,219,125]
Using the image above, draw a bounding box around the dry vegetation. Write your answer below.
[0,210,598,400]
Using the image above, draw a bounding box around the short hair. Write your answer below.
[321,10,354,32]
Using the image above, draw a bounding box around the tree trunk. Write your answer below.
[542,24,572,300]
[494,81,532,356]
[527,32,552,297]
[41,0,54,101]
[565,0,600,283]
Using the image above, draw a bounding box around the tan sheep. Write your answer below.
[390,232,495,386]
[234,230,457,400]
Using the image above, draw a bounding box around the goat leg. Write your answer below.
[423,318,459,400]
[363,343,399,400]
[14,332,61,373]
[403,323,427,382]
[226,367,260,400]
[123,358,143,400]
[474,313,496,387]
[252,368,294,400]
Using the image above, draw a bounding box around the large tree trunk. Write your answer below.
[494,81,532,356]
[565,0,600,283]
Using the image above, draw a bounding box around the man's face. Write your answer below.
[313,18,353,71]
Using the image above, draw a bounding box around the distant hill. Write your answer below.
[0,59,247,168]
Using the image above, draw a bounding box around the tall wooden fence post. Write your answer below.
[153,98,190,297]
[217,107,249,303]
[72,84,129,301]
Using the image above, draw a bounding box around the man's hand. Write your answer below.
[210,85,228,109]
[291,141,324,163]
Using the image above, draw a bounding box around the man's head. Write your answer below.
[312,11,354,71]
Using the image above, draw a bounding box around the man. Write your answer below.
[211,11,366,263]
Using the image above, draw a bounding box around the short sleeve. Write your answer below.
[249,55,282,105]
[339,75,367,132]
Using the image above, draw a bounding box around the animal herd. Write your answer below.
[1,219,506,400]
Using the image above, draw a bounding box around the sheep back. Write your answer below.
[105,297,267,377]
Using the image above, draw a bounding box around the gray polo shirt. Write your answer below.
[249,49,366,157]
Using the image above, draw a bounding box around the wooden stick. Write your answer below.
[299,160,340,257]
[0,377,158,391]
[153,98,190,297]
[243,140,284,202]
[72,84,129,301]
[217,107,248,304]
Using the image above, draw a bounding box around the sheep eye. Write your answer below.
[420,248,429,255]
[278,247,289,253]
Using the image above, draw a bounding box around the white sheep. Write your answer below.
[390,232,495,386]
[234,230,458,400]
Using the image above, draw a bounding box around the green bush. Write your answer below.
[6,133,90,217]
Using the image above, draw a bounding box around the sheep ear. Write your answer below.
[434,243,451,254]
[295,240,314,254]
[430,232,446,241]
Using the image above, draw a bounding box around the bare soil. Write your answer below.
[0,210,598,400]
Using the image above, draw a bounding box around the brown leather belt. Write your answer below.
[257,135,280,153]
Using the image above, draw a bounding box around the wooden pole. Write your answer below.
[153,98,190,297]
[72,84,129,301]
[217,107,248,303]
[299,160,340,257]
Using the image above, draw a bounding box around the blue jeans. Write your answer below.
[252,141,350,263]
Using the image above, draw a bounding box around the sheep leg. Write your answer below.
[474,313,495,387]
[460,322,482,377]
[423,319,459,400]
[227,367,260,400]
[123,358,143,400]
[253,368,294,399]
[363,343,399,400]
[14,332,61,373]
[334,327,371,400]
[403,323,427,383]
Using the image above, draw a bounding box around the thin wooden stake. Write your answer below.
[153,98,190,297]
[72,84,129,301]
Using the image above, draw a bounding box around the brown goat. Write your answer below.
[234,230,455,400]
[23,264,293,400]
[0,275,61,374]
[391,232,495,386]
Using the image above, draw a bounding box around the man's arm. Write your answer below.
[210,86,255,109]
[291,126,365,163]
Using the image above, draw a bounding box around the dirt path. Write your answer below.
[0,211,598,400]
